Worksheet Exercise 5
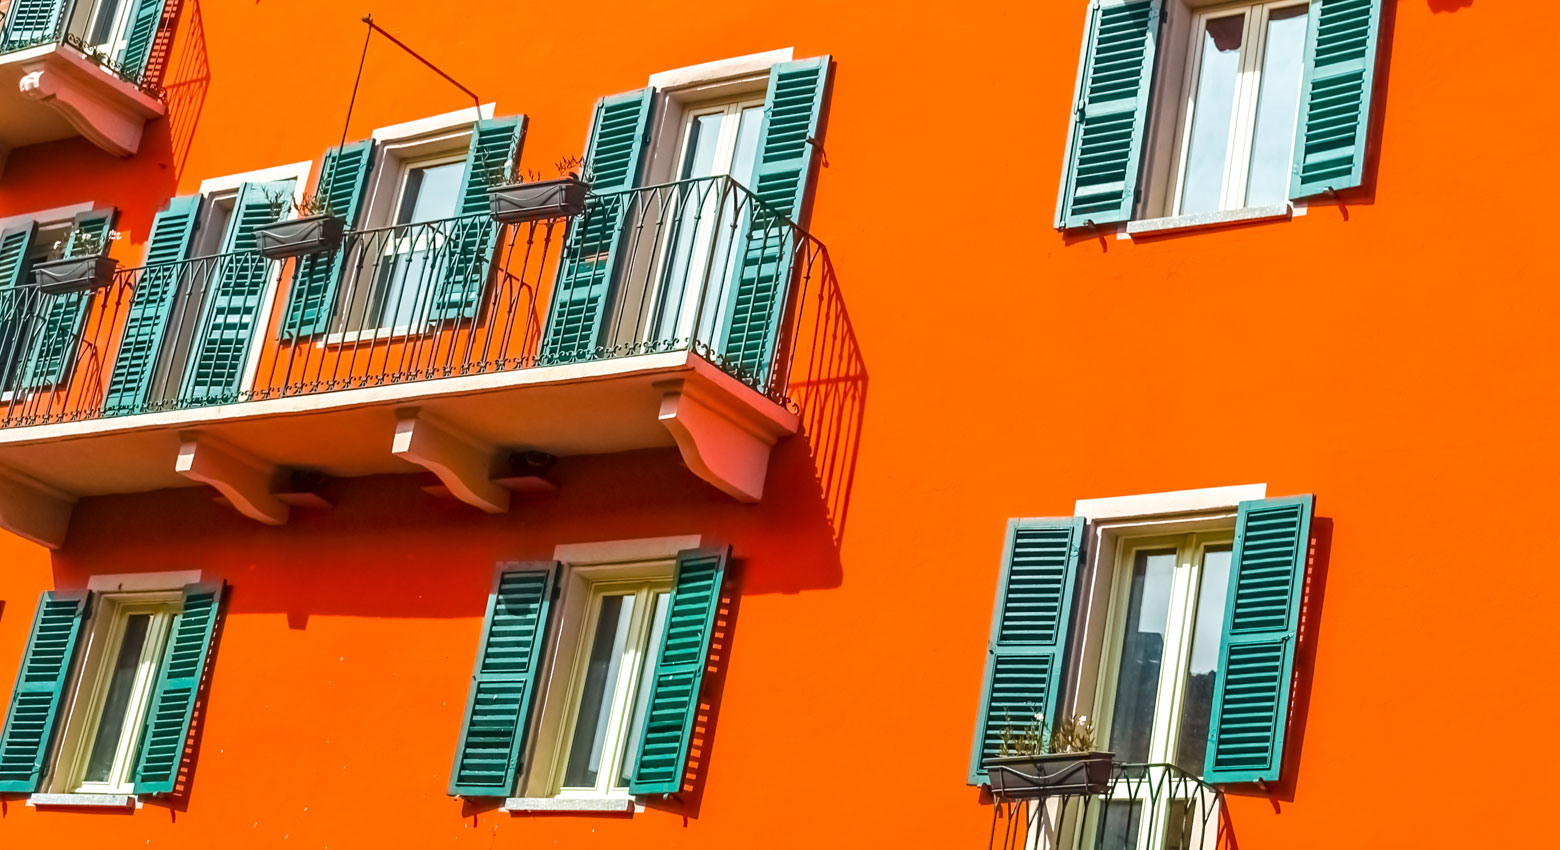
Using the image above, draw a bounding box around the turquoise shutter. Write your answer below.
[430,117,526,322]
[118,0,169,82]
[26,207,118,390]
[1203,496,1313,785]
[0,590,89,793]
[967,518,1086,784]
[629,546,728,796]
[281,140,375,337]
[0,223,38,290]
[449,564,555,797]
[0,0,66,50]
[1289,0,1383,198]
[1054,0,1162,229]
[181,180,289,404]
[539,89,653,364]
[717,57,831,392]
[103,194,202,414]
[132,581,223,794]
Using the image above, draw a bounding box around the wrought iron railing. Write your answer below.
[0,0,169,95]
[0,175,835,428]
[989,763,1232,850]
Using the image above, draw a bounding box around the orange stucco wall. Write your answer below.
[1,0,1555,846]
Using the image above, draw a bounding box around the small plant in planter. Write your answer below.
[983,713,1114,800]
[485,154,591,224]
[255,188,345,260]
[32,226,121,294]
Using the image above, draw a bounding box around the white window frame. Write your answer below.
[71,0,137,60]
[1164,0,1311,218]
[45,590,182,796]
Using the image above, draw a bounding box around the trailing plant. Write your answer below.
[47,226,121,261]
[997,712,1096,758]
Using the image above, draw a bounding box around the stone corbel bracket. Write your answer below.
[657,373,800,503]
[392,409,510,514]
[0,465,77,549]
[20,48,165,157]
[176,432,290,526]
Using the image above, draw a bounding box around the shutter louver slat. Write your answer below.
[281,141,375,337]
[119,0,170,83]
[132,582,223,794]
[1202,495,1313,785]
[1054,0,1162,229]
[448,565,554,796]
[967,517,1086,785]
[540,89,653,364]
[0,591,89,793]
[103,194,201,414]
[0,0,66,51]
[1289,0,1383,198]
[430,117,526,322]
[628,546,728,796]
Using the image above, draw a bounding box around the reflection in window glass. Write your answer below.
[619,592,670,786]
[1181,14,1246,215]
[1107,551,1175,763]
[1244,7,1310,206]
[562,595,635,788]
[82,614,151,783]
[1174,548,1232,775]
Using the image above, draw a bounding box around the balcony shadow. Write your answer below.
[154,0,210,179]
[138,584,229,815]
[1427,0,1471,11]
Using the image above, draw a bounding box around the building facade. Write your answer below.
[0,0,1550,847]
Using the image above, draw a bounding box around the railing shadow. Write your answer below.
[158,0,209,180]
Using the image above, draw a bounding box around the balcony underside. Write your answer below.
[0,45,164,167]
[0,351,797,547]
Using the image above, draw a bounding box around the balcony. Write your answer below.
[0,0,168,167]
[0,176,839,546]
[988,763,1232,850]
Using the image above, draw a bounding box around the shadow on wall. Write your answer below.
[1426,0,1472,11]
[155,0,211,180]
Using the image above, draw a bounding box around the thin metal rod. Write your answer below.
[360,14,482,118]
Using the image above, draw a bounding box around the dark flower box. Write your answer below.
[488,177,588,224]
[32,254,119,294]
[255,215,344,260]
[984,752,1115,800]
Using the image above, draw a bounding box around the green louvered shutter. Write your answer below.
[103,194,201,414]
[1289,0,1383,198]
[629,546,728,796]
[0,0,66,51]
[132,581,223,794]
[449,564,555,796]
[26,207,118,390]
[181,180,289,404]
[118,0,169,83]
[1054,0,1162,229]
[1203,495,1313,785]
[967,518,1086,785]
[539,89,653,364]
[0,590,89,793]
[430,117,526,322]
[281,141,375,337]
[0,224,38,290]
[717,57,830,392]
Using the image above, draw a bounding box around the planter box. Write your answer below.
[32,255,119,294]
[984,752,1115,800]
[488,178,588,224]
[255,215,344,260]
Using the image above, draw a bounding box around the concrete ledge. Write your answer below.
[1126,203,1293,237]
[28,793,136,808]
[502,796,635,813]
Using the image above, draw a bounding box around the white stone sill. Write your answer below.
[28,792,139,809]
[1123,202,1301,238]
[502,795,639,813]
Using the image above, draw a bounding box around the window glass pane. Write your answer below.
[83,613,152,784]
[1107,551,1175,763]
[402,161,465,224]
[679,113,726,180]
[728,106,766,188]
[1180,14,1246,215]
[1244,6,1310,207]
[619,592,671,787]
[88,1,124,47]
[1098,800,1142,848]
[562,594,636,788]
[1174,547,1232,775]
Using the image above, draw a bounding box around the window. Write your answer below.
[47,592,179,794]
[1170,2,1310,216]
[72,0,136,59]
[370,154,466,330]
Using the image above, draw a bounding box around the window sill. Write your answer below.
[502,796,638,814]
[317,323,431,347]
[1124,203,1298,238]
[28,793,138,809]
